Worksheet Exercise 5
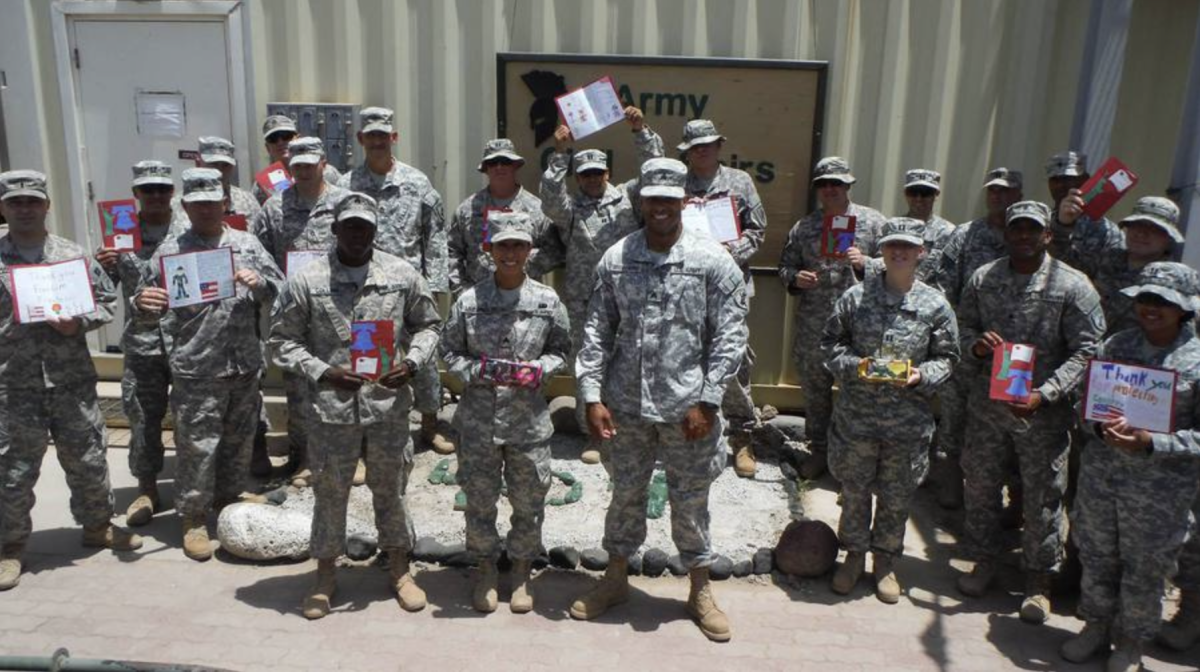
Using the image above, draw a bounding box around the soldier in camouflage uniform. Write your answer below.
[570,158,748,642]
[270,192,441,620]
[778,156,885,479]
[821,218,960,604]
[539,107,660,464]
[448,138,564,294]
[0,170,142,591]
[340,107,452,455]
[254,137,351,485]
[896,169,956,291]
[955,201,1106,624]
[94,161,176,526]
[1058,262,1200,672]
[134,168,283,562]
[932,167,1025,509]
[441,211,571,614]
[1048,151,1124,279]
[251,114,342,205]
[1090,197,1183,336]
[173,136,261,226]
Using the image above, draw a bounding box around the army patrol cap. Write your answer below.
[1046,151,1088,178]
[0,170,48,201]
[904,169,941,192]
[335,192,378,226]
[1119,196,1184,244]
[477,138,525,172]
[261,114,298,141]
[287,137,326,166]
[639,158,687,199]
[676,119,726,152]
[488,211,535,244]
[879,218,926,246]
[359,107,395,134]
[1121,262,1200,311]
[198,136,236,166]
[983,167,1023,190]
[811,156,856,185]
[131,161,173,188]
[573,149,609,174]
[180,168,225,203]
[1005,200,1052,228]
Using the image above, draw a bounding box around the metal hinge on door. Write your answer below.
[87,181,94,201]
[73,48,81,69]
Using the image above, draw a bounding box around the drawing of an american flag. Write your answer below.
[200,281,220,301]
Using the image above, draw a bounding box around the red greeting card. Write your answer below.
[255,161,293,197]
[223,214,249,231]
[1079,157,1139,220]
[990,342,1036,402]
[480,207,511,252]
[98,199,142,252]
[350,320,396,380]
[820,214,856,258]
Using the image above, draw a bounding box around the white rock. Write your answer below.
[217,502,314,561]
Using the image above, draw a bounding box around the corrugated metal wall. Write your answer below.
[6,0,1198,398]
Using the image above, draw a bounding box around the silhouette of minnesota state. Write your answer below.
[521,70,568,147]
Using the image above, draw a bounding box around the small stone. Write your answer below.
[627,553,643,576]
[774,520,838,577]
[732,560,753,578]
[666,554,687,576]
[767,415,806,442]
[752,547,774,575]
[710,555,733,581]
[530,552,550,570]
[548,546,580,570]
[548,396,581,435]
[642,548,668,577]
[412,537,446,562]
[441,543,472,568]
[345,534,378,561]
[580,548,609,571]
[263,486,289,506]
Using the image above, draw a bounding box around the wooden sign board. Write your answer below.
[498,54,827,268]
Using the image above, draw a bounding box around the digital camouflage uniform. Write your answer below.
[270,242,441,560]
[0,229,118,548]
[577,169,749,568]
[539,138,659,427]
[251,113,342,204]
[441,244,570,562]
[139,190,283,519]
[1074,267,1200,642]
[822,228,960,557]
[338,152,448,417]
[957,205,1105,573]
[779,198,884,456]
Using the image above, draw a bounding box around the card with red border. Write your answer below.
[1079,157,1139,220]
[990,342,1036,402]
[98,199,142,252]
[820,214,856,258]
[350,320,396,380]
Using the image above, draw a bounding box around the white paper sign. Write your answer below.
[1084,359,1177,433]
[354,356,379,376]
[285,249,326,279]
[160,248,236,309]
[1110,169,1134,192]
[555,76,626,140]
[681,197,742,243]
[9,258,97,324]
[135,91,186,139]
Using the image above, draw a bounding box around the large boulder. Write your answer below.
[773,519,838,577]
[217,503,312,561]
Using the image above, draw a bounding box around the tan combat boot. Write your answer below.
[510,559,534,614]
[302,559,337,620]
[82,523,143,551]
[291,468,312,489]
[181,515,212,562]
[831,551,865,595]
[873,553,901,604]
[1107,636,1142,672]
[1160,588,1200,651]
[1060,621,1110,663]
[732,434,756,479]
[0,544,24,591]
[569,555,629,620]
[473,560,499,613]
[387,551,426,612]
[956,560,996,597]
[580,438,602,465]
[687,567,731,642]
[352,459,367,487]
[1019,572,1053,624]
[422,413,456,455]
[125,477,160,527]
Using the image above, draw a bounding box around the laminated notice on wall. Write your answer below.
[136,91,186,138]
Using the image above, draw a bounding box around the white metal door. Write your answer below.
[69,18,233,350]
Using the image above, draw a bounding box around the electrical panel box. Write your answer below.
[265,102,361,173]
